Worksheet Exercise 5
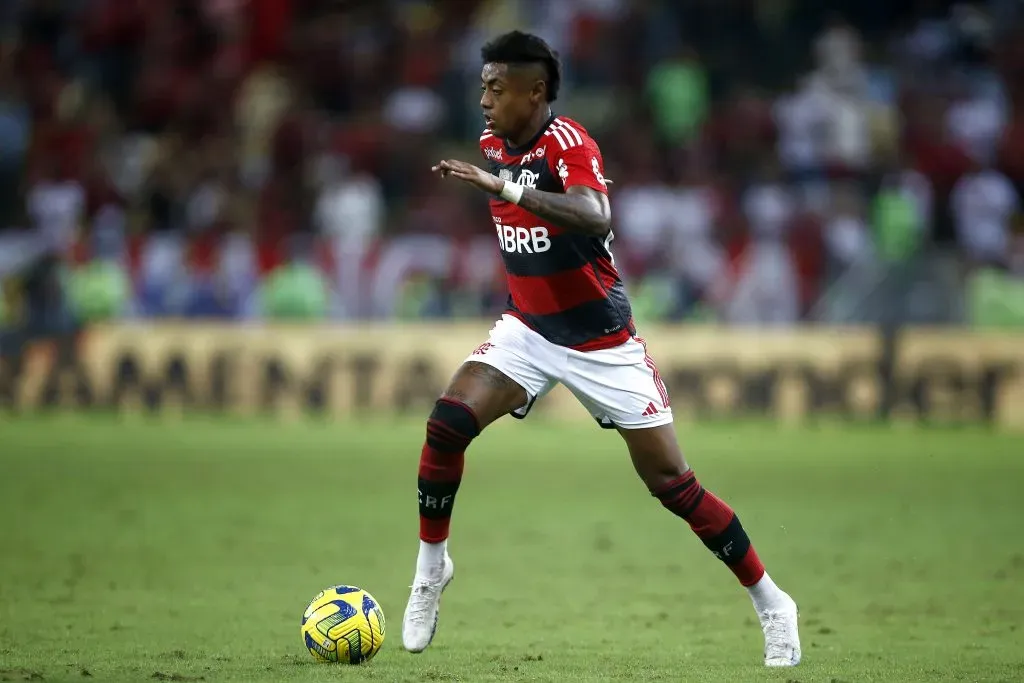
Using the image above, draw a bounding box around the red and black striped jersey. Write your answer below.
[479,114,634,351]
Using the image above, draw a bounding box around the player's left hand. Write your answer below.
[432,159,503,195]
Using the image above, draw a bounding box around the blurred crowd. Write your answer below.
[1,0,1024,335]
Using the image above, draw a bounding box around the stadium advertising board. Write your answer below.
[2,324,1022,429]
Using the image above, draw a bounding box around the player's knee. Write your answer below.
[627,446,691,493]
[425,398,481,453]
[651,469,704,516]
[643,464,691,493]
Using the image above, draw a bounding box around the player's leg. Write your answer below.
[404,317,557,653]
[415,359,528,569]
[403,361,528,653]
[563,339,801,667]
[617,423,800,665]
[619,424,773,591]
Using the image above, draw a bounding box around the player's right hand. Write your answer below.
[431,159,503,195]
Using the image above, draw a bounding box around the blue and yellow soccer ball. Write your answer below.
[301,585,386,664]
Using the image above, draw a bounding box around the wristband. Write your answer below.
[499,180,524,205]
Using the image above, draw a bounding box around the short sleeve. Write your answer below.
[550,136,609,194]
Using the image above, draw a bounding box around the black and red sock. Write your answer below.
[653,471,766,586]
[418,398,480,543]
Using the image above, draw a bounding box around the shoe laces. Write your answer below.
[406,580,439,622]
[761,609,793,660]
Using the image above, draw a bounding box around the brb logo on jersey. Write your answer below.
[484,147,503,161]
[496,225,551,254]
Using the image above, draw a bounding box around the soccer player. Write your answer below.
[402,30,801,667]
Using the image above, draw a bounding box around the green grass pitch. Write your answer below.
[1,415,1022,682]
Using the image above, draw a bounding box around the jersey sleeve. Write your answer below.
[549,133,609,195]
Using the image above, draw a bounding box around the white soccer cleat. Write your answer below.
[401,553,454,653]
[759,594,801,667]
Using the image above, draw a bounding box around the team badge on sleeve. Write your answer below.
[557,158,568,185]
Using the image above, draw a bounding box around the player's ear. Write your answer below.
[530,79,547,105]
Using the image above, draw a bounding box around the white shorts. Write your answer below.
[464,314,673,430]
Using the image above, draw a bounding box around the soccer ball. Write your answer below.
[301,585,386,664]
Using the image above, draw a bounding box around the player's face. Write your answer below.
[480,63,541,140]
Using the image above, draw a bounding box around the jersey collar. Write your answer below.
[503,111,557,157]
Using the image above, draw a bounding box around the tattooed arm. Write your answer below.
[516,185,611,238]
[431,159,611,238]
